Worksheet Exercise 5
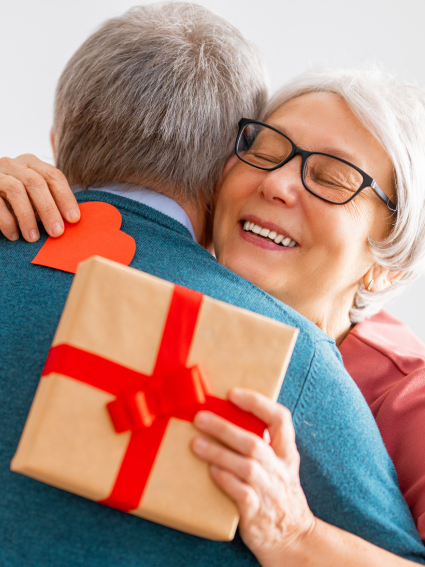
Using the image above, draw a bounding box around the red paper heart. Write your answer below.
[31,201,136,274]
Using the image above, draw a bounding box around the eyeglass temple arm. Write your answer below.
[371,180,397,212]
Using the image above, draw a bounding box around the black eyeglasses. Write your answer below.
[235,119,397,212]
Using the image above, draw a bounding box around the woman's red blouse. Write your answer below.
[339,310,425,541]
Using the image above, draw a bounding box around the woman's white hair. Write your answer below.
[265,66,425,322]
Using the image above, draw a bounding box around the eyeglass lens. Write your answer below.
[237,123,364,204]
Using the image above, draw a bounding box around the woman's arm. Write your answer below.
[285,518,419,567]
[191,388,421,567]
[0,154,79,242]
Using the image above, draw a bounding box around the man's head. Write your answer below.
[53,2,268,212]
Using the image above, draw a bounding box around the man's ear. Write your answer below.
[363,265,404,293]
[50,128,56,162]
[213,154,239,208]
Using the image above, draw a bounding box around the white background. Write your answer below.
[1,0,424,339]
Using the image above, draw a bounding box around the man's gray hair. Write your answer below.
[266,66,425,323]
[53,2,269,206]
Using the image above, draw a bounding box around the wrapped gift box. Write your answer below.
[11,256,298,540]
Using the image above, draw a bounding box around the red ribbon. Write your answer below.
[42,285,266,513]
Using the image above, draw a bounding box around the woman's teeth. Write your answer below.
[243,221,299,247]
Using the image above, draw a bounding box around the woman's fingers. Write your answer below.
[0,156,79,241]
[191,435,269,487]
[229,388,297,461]
[194,391,298,468]
[228,388,287,427]
[0,195,19,241]
[0,172,40,242]
[209,465,260,519]
[14,155,80,224]
[192,416,269,524]
[193,411,272,463]
[5,166,64,239]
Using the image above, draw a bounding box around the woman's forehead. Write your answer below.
[266,92,390,169]
[267,92,359,144]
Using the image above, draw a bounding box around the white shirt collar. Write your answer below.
[78,184,197,242]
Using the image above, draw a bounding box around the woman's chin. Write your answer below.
[219,252,282,296]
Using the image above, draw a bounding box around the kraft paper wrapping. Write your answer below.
[11,256,298,541]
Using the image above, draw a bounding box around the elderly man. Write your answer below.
[0,3,424,567]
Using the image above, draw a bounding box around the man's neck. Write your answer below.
[81,183,207,244]
[175,198,209,248]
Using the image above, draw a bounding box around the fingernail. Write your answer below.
[29,230,39,242]
[51,222,63,237]
[230,388,242,400]
[68,208,80,222]
[11,232,19,241]
[193,437,208,451]
[195,412,209,426]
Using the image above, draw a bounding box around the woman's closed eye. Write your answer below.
[309,168,358,192]
[245,150,283,166]
[312,173,354,190]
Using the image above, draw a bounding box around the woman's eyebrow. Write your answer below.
[317,147,359,163]
[267,122,292,137]
[267,123,359,163]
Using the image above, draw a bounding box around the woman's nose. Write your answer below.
[258,156,303,208]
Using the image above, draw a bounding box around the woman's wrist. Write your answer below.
[256,517,417,567]
[254,515,318,567]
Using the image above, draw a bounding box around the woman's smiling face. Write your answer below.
[213,92,395,338]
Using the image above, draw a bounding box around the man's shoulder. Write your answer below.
[0,230,74,307]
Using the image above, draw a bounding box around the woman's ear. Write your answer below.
[363,265,404,293]
[221,153,239,180]
[213,153,239,208]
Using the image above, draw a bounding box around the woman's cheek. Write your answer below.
[314,200,369,257]
[344,193,388,241]
[213,200,237,259]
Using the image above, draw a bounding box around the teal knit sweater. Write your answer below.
[1,191,424,566]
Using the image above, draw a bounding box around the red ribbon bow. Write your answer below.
[42,285,266,512]
[107,362,213,432]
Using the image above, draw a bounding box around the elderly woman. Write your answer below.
[2,67,425,566]
[212,64,425,536]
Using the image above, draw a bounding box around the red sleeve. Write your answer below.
[340,323,425,541]
[373,367,425,541]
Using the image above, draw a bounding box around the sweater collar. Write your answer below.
[73,184,197,242]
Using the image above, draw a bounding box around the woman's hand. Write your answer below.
[0,154,79,242]
[191,388,316,566]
